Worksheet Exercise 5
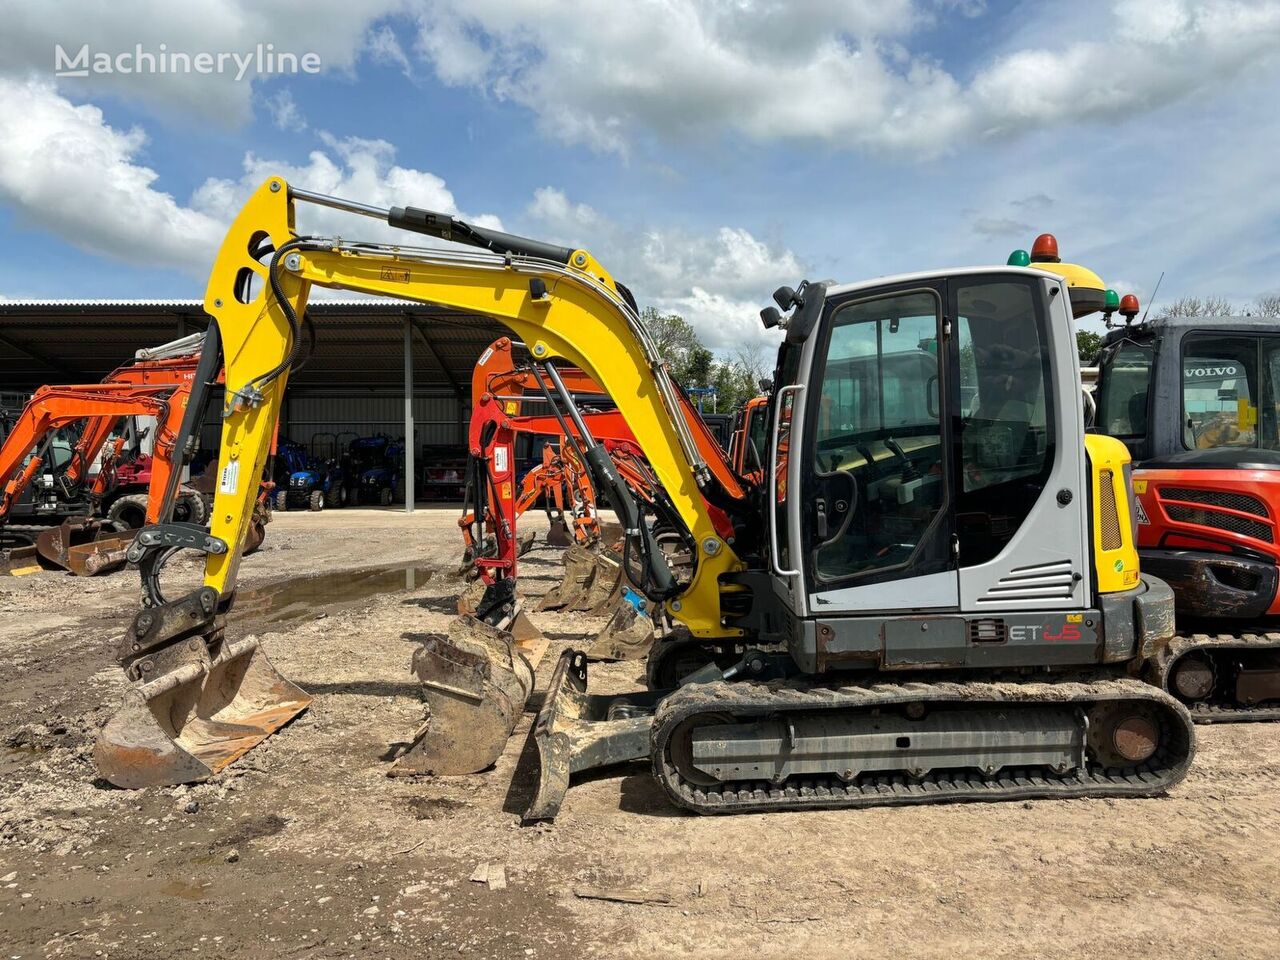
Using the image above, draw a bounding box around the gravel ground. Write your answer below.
[1,505,1279,959]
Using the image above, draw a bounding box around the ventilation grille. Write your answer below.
[1164,503,1273,543]
[1098,468,1123,551]
[968,618,1007,644]
[977,559,1078,604]
[1160,487,1268,518]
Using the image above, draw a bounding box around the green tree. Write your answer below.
[641,307,772,414]
[1076,329,1103,366]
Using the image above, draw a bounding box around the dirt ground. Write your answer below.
[2,505,1279,960]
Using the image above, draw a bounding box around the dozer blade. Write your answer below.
[391,616,536,776]
[583,599,655,662]
[0,544,39,575]
[536,544,598,611]
[95,634,311,789]
[526,650,661,821]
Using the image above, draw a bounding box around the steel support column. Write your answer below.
[403,317,415,515]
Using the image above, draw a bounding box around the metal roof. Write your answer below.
[1101,314,1280,348]
[0,299,508,394]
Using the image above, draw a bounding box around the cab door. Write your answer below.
[797,282,958,613]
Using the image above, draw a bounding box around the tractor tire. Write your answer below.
[379,488,393,507]
[274,489,288,512]
[324,485,341,509]
[174,486,208,525]
[309,490,325,512]
[340,485,350,507]
[106,493,149,530]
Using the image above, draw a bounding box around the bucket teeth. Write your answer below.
[391,616,534,776]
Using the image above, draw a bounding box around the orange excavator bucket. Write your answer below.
[94,586,310,788]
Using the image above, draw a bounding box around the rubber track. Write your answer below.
[1163,631,1280,723]
[651,675,1195,814]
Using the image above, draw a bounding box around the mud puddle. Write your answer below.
[236,563,433,625]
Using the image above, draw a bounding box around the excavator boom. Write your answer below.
[94,177,745,789]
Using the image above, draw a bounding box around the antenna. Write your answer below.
[1141,271,1165,323]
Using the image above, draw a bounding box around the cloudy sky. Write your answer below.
[0,0,1277,347]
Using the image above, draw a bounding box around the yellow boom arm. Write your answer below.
[202,177,741,638]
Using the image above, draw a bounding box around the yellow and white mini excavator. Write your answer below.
[94,178,1195,818]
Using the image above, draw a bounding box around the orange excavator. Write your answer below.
[0,339,269,574]
[455,337,752,661]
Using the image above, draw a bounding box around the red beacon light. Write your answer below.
[1119,293,1140,323]
[1030,233,1060,263]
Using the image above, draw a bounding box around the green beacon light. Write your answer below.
[1104,288,1120,312]
[1008,248,1031,267]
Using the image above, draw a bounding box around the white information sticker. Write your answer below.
[1133,496,1150,525]
[219,460,240,495]
[493,446,509,474]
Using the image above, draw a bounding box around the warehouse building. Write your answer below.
[0,299,509,507]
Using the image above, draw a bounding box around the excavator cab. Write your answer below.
[1096,312,1280,717]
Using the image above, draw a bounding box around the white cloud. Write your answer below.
[0,75,791,347]
[407,0,1280,154]
[264,89,307,132]
[0,0,407,124]
[0,78,222,270]
[526,187,800,349]
[0,78,502,276]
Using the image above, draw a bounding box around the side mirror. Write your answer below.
[760,306,782,329]
[773,286,797,311]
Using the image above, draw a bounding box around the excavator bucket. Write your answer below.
[95,611,311,789]
[583,593,655,661]
[544,521,572,548]
[536,544,598,611]
[577,550,625,614]
[457,577,543,644]
[517,529,538,556]
[35,518,136,576]
[390,615,536,776]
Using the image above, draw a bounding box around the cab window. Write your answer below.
[1182,335,1280,449]
[811,290,945,582]
[1098,340,1153,438]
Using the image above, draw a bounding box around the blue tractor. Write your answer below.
[273,437,349,512]
[349,435,403,506]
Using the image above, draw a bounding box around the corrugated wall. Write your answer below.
[198,391,467,454]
